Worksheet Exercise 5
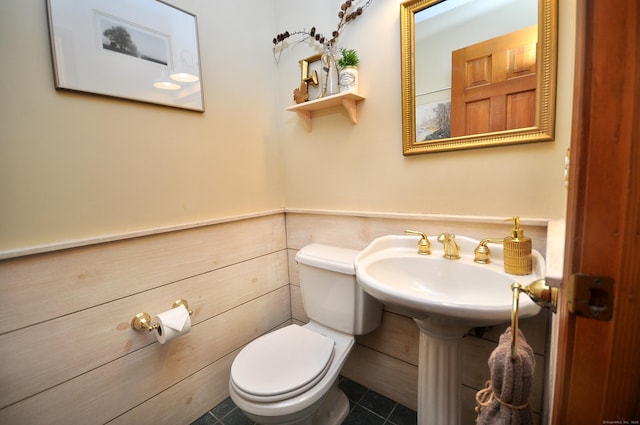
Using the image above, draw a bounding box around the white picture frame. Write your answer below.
[47,0,204,111]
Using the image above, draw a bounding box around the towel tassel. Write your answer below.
[475,380,529,422]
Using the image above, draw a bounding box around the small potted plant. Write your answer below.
[338,48,359,93]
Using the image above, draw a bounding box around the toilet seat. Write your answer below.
[231,325,335,402]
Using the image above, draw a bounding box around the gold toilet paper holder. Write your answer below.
[131,298,193,332]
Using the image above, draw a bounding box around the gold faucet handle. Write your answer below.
[474,244,491,264]
[405,230,431,255]
[437,233,461,260]
[473,238,504,264]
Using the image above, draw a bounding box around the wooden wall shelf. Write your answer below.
[286,92,365,130]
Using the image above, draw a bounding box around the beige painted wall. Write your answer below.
[0,1,284,252]
[275,0,574,220]
[1,0,573,254]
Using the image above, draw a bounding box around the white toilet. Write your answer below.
[228,243,383,425]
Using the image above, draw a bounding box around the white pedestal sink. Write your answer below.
[355,234,545,425]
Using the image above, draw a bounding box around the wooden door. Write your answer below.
[553,0,640,422]
[450,25,537,136]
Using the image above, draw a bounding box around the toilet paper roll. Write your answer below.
[154,305,191,344]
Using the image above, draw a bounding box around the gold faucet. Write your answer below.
[405,230,431,255]
[473,238,504,264]
[437,233,461,259]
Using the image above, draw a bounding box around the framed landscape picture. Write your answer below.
[47,0,204,111]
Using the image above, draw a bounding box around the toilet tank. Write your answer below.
[295,243,382,335]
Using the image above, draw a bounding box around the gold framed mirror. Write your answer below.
[401,0,557,155]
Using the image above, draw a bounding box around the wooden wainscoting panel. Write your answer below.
[342,344,418,411]
[288,248,300,286]
[461,385,479,425]
[356,311,419,366]
[462,336,497,390]
[287,249,309,323]
[0,214,286,333]
[285,213,548,255]
[288,249,308,323]
[285,214,371,251]
[290,284,308,323]
[0,251,288,409]
[0,287,290,425]
[108,349,239,425]
[478,310,550,356]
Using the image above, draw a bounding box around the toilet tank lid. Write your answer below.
[295,243,359,275]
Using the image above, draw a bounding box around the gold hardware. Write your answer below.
[503,217,533,275]
[172,299,194,315]
[567,273,614,321]
[299,54,320,88]
[473,238,503,264]
[131,312,158,332]
[131,299,193,332]
[405,230,431,255]
[511,279,558,358]
[437,233,461,259]
[506,216,524,238]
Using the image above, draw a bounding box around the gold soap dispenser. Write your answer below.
[503,216,533,275]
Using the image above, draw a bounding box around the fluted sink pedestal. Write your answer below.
[413,318,471,425]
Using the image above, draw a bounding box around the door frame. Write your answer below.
[552,0,640,422]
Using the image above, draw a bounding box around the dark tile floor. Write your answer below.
[191,376,417,425]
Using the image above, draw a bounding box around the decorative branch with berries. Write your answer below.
[272,0,373,62]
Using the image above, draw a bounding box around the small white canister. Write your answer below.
[339,66,358,93]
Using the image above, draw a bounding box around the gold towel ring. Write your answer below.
[510,280,559,359]
[511,283,523,358]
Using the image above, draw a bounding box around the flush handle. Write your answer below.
[567,273,614,321]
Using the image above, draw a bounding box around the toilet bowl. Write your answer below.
[228,243,382,425]
[229,322,354,425]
